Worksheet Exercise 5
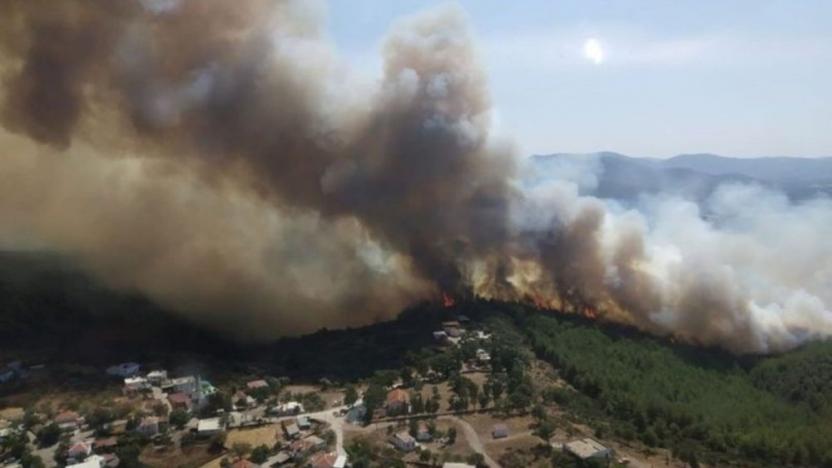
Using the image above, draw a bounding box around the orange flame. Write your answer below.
[530,294,548,310]
[441,292,456,308]
[582,306,598,320]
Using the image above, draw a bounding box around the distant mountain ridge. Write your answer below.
[529,152,832,201]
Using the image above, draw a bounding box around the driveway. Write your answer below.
[438,416,500,468]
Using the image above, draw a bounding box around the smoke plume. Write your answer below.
[0,0,829,352]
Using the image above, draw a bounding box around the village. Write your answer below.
[1,314,632,468]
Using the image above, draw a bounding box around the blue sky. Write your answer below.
[324,0,831,158]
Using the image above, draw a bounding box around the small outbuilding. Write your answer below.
[563,438,613,461]
[492,423,509,439]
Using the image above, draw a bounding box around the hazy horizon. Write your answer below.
[326,0,832,159]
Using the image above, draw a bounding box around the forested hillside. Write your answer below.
[0,251,238,363]
[4,251,832,466]
[519,311,832,466]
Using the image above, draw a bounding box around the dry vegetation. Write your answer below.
[224,425,280,450]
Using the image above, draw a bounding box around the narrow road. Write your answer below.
[306,406,347,456]
[272,407,501,465]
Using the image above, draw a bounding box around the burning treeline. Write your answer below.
[1,0,831,353]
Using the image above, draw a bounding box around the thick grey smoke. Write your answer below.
[0,0,829,352]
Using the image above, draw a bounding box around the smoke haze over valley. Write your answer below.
[0,0,830,354]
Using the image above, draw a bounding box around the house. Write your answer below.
[492,423,509,439]
[136,416,160,437]
[197,418,222,436]
[106,363,140,378]
[67,441,93,461]
[165,376,197,396]
[442,321,462,337]
[272,401,304,416]
[476,349,491,363]
[390,431,416,452]
[246,379,269,391]
[168,392,193,412]
[345,402,366,424]
[415,422,432,442]
[296,415,311,430]
[333,455,347,468]
[385,388,409,414]
[309,452,338,468]
[282,421,300,439]
[303,435,326,450]
[563,438,613,461]
[233,391,256,409]
[55,410,82,431]
[146,370,168,386]
[226,411,258,428]
[93,437,118,453]
[433,331,449,342]
[67,455,105,468]
[123,376,150,394]
[289,435,325,458]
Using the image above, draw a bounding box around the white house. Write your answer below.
[390,431,416,452]
[146,370,168,385]
[166,376,197,396]
[563,438,613,461]
[123,377,150,394]
[197,418,222,436]
[273,401,304,415]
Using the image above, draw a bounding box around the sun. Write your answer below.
[583,38,605,65]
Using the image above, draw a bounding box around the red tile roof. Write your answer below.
[68,441,91,456]
[386,388,409,405]
[168,392,192,406]
[246,379,269,390]
[54,411,80,424]
[94,437,118,449]
[309,452,337,468]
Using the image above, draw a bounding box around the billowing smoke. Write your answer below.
[0,0,829,352]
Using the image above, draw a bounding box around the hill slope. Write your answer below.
[3,252,832,465]
[529,152,832,201]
